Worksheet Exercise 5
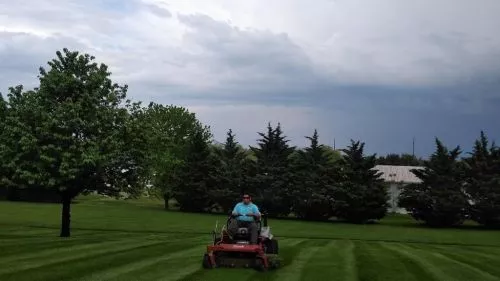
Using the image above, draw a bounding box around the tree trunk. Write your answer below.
[163,194,169,210]
[60,194,71,237]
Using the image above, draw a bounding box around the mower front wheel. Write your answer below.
[202,254,215,269]
[265,239,279,254]
[254,258,267,272]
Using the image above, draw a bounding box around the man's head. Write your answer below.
[242,194,251,204]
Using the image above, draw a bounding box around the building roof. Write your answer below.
[373,165,424,183]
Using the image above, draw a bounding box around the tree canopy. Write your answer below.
[0,49,146,236]
[333,140,389,223]
[464,131,500,228]
[399,139,468,227]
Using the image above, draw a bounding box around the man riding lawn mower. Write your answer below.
[202,194,281,271]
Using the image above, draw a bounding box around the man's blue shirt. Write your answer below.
[232,202,260,222]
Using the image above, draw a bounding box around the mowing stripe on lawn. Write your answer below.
[110,250,204,281]
[296,241,355,281]
[1,228,59,237]
[380,243,450,281]
[354,241,436,281]
[407,244,500,280]
[78,245,204,281]
[424,244,500,260]
[0,234,199,265]
[343,240,357,281]
[67,241,207,281]
[0,237,114,258]
[432,251,500,280]
[0,232,181,258]
[154,264,203,281]
[263,243,321,281]
[0,232,164,256]
[0,240,164,275]
[0,239,207,281]
[5,223,500,248]
[382,243,499,281]
[419,245,500,278]
[0,236,204,276]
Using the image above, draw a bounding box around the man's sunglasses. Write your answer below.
[243,196,250,199]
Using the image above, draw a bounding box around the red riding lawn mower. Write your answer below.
[202,212,281,271]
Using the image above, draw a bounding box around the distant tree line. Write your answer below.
[0,49,499,236]
[376,153,424,166]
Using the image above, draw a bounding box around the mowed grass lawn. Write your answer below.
[1,197,500,281]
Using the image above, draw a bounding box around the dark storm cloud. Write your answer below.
[1,0,499,156]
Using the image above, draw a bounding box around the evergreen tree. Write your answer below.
[333,140,388,223]
[290,130,338,220]
[464,131,500,228]
[0,94,7,191]
[0,94,5,124]
[172,128,218,212]
[399,138,468,227]
[211,129,249,212]
[249,122,295,217]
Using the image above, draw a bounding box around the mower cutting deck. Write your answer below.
[202,213,280,271]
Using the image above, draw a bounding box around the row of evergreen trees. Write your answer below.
[170,123,388,224]
[171,120,500,228]
[399,133,500,228]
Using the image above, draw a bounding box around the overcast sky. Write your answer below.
[1,0,499,157]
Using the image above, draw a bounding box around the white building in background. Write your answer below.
[373,165,424,214]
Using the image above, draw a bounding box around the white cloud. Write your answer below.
[2,0,499,91]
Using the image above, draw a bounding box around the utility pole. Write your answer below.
[412,137,415,157]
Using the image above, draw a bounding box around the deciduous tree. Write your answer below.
[0,49,145,237]
[139,103,210,209]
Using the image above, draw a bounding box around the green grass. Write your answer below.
[1,196,500,281]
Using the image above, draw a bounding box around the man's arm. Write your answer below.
[252,204,261,219]
[231,203,240,216]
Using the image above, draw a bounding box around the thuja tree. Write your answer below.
[0,94,7,191]
[211,129,249,213]
[333,140,388,223]
[290,130,339,221]
[249,123,295,217]
[0,49,146,237]
[399,139,468,227]
[464,131,500,228]
[172,128,219,212]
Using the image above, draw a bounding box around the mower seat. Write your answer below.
[234,227,250,240]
